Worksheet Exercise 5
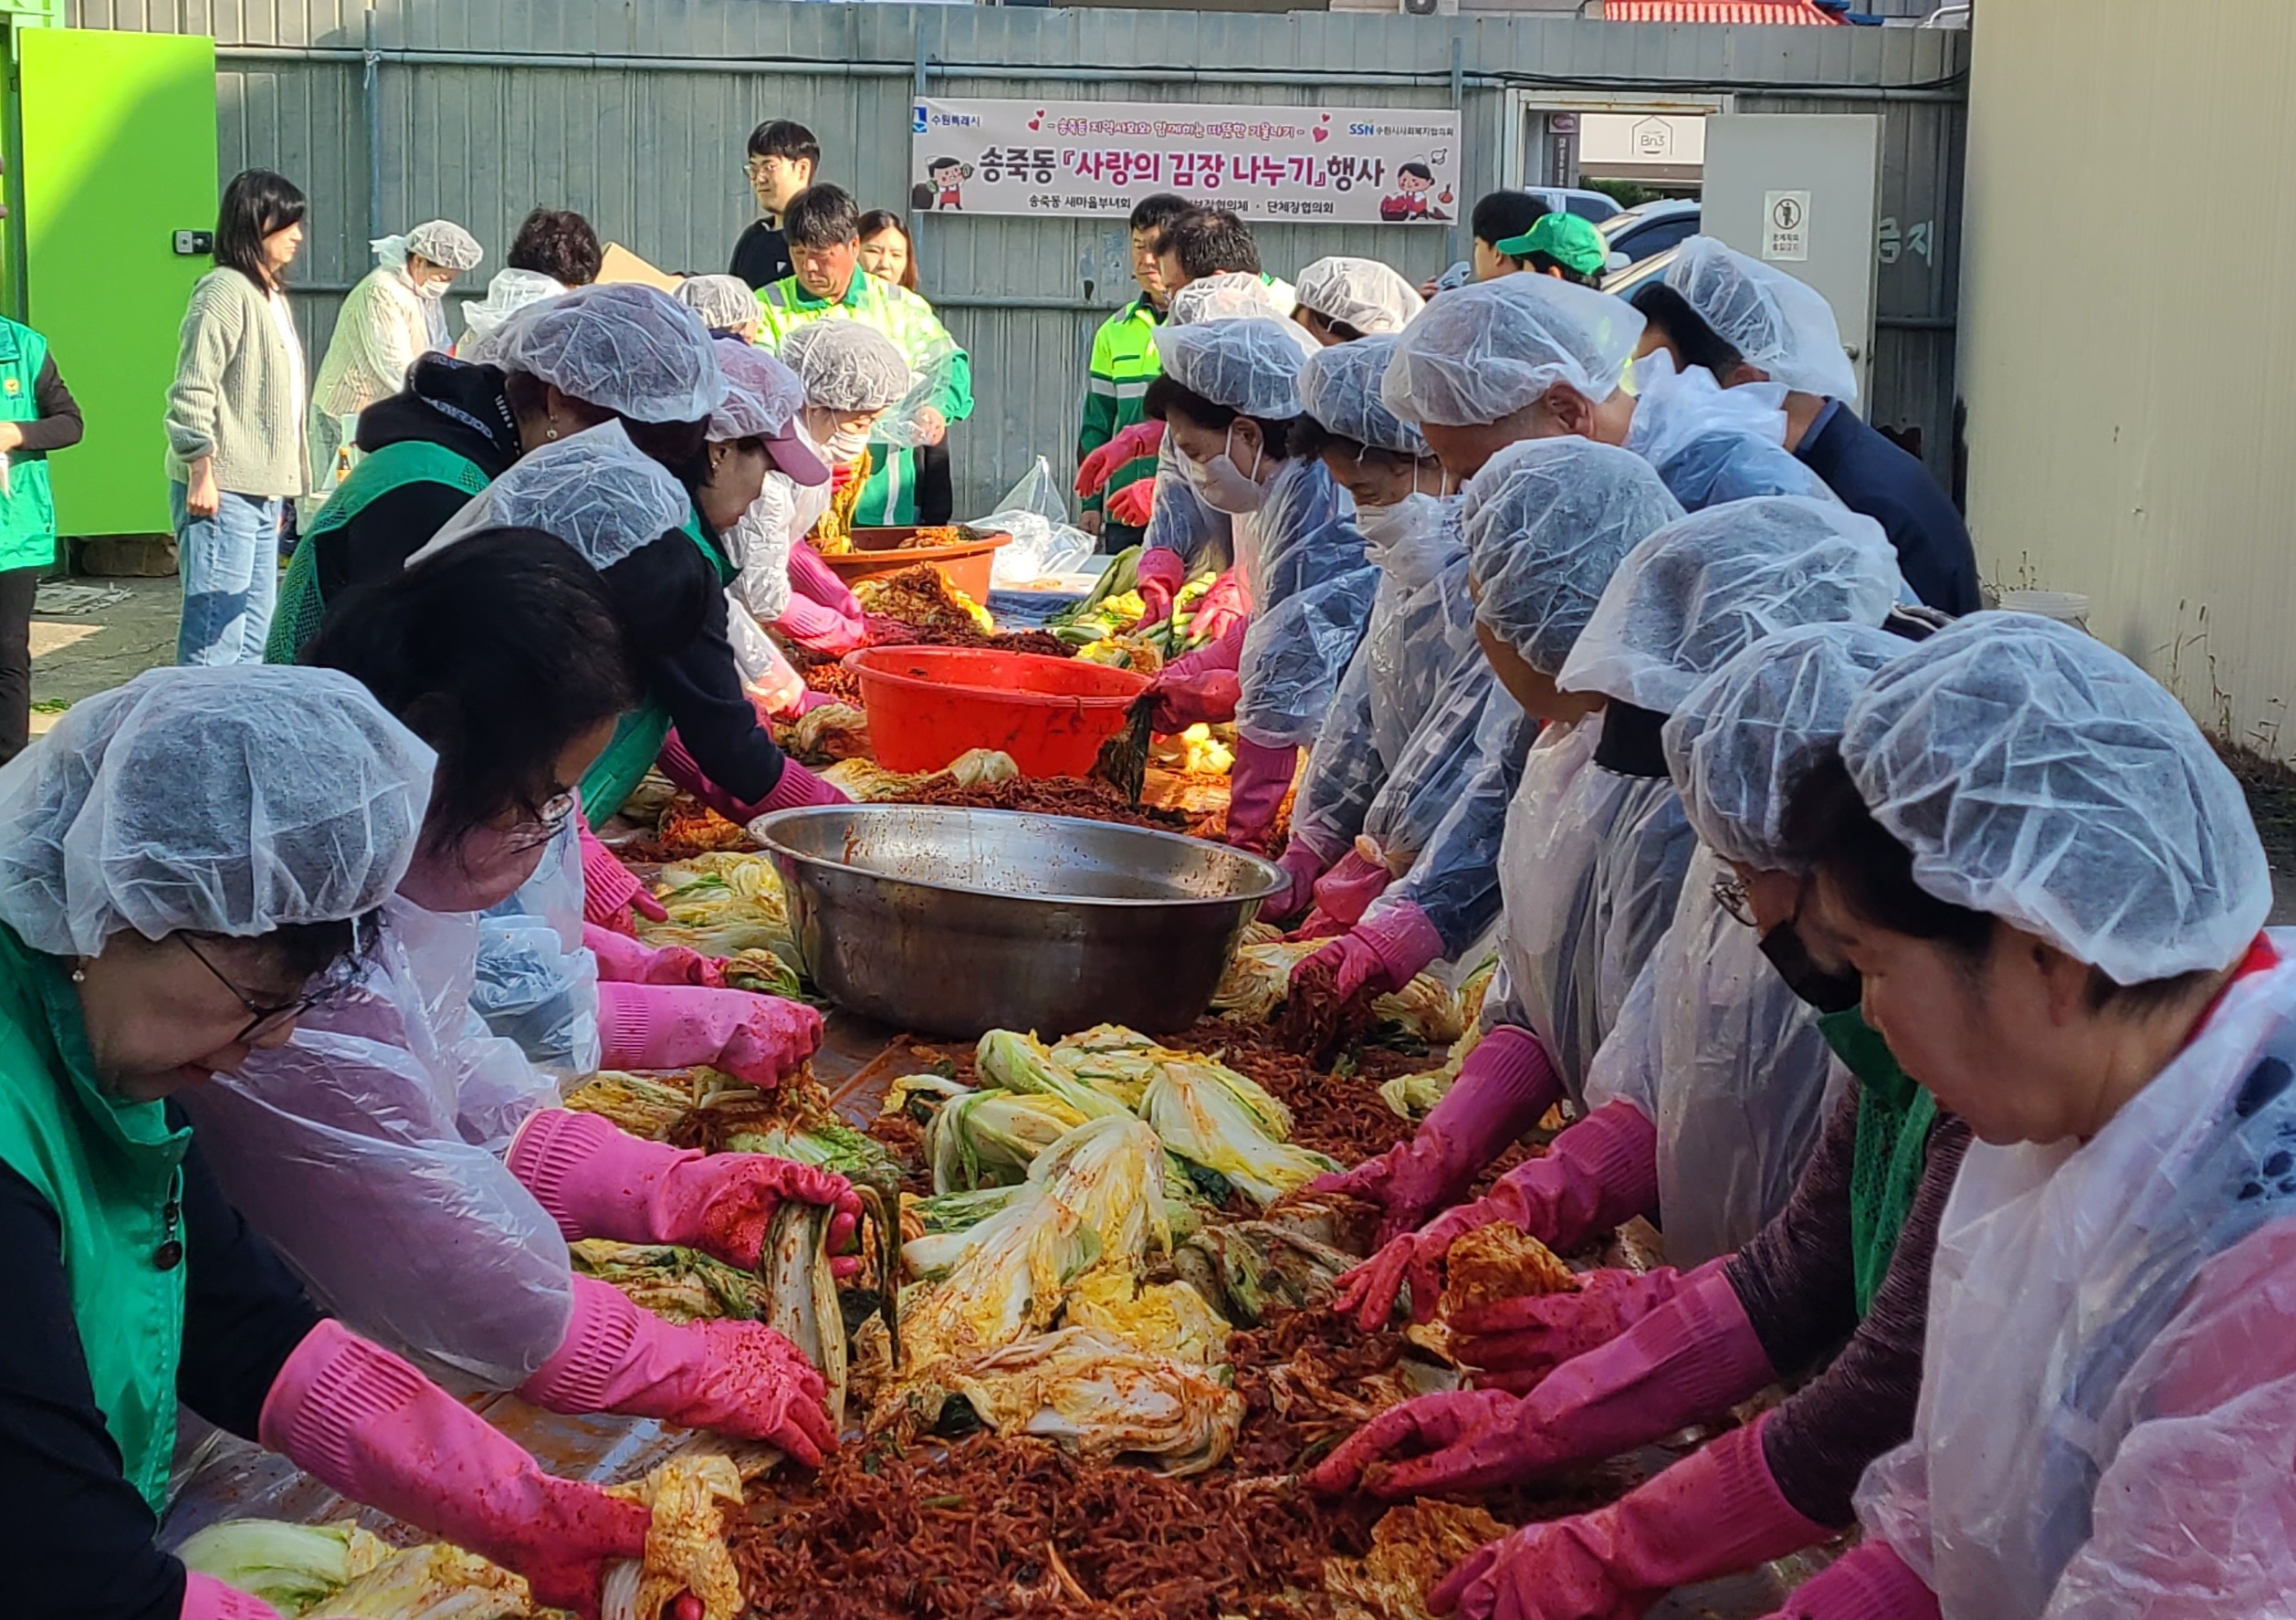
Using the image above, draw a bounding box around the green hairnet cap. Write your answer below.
[1496,214,1609,277]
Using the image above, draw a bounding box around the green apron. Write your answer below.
[577,513,737,822]
[1816,1005,1939,1319]
[0,925,191,1515]
[0,319,58,573]
[266,439,491,664]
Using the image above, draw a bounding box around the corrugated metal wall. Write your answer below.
[70,0,1965,518]
[1956,1,2296,759]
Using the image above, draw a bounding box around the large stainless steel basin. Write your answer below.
[750,804,1284,1039]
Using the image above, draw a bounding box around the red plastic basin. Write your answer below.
[845,646,1152,778]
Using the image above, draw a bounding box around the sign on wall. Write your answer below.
[911,98,1461,225]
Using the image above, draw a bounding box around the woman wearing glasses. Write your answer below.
[182,529,853,1459]
[0,666,691,1620]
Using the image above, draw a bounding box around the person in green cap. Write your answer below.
[1494,212,1609,288]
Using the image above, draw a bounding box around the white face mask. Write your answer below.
[1179,425,1270,516]
[826,424,871,461]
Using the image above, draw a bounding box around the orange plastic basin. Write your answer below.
[846,646,1152,778]
[819,527,1011,603]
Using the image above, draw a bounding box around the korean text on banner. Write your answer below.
[911,98,1461,225]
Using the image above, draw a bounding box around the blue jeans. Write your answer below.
[173,482,281,664]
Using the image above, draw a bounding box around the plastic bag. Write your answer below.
[870,335,966,449]
[979,456,1096,586]
[472,818,602,1081]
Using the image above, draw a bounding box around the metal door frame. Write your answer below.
[1498,87,1731,191]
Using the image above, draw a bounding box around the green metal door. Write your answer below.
[16,26,217,538]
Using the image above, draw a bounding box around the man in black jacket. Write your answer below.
[730,120,820,290]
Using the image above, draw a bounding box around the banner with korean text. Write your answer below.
[910,98,1461,225]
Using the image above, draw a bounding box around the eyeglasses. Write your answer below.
[180,926,372,1045]
[502,789,578,854]
[1711,872,1756,929]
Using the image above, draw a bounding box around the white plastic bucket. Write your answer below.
[1997,589,2091,630]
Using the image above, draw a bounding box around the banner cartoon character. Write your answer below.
[1379,161,1449,223]
[914,156,972,211]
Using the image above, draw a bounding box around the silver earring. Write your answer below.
[70,967,86,984]
[544,423,560,441]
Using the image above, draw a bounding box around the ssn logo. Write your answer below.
[1348,122,1378,136]
[913,104,928,134]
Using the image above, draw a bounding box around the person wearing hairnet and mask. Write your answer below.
[0,667,688,1620]
[676,271,763,343]
[1637,236,1977,612]
[1737,614,2288,1620]
[707,338,834,713]
[1379,271,1831,515]
[1140,315,1376,848]
[188,536,854,1472]
[1262,336,1534,1040]
[1329,496,1906,1328]
[301,221,484,528]
[1314,627,1983,1620]
[770,319,914,658]
[1291,256,1425,346]
[1308,439,1689,1249]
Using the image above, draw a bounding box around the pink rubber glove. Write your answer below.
[1133,544,1187,628]
[1318,1031,1561,1331]
[1289,901,1446,1005]
[1222,737,1299,849]
[1286,907,1355,943]
[1148,670,1241,733]
[519,1277,834,1462]
[1076,421,1164,497]
[579,817,666,934]
[583,921,725,988]
[1189,568,1253,646]
[508,1107,861,1275]
[1310,847,1395,930]
[596,981,823,1089]
[773,588,869,656]
[1106,478,1156,528]
[1263,839,1334,924]
[655,735,852,830]
[787,538,865,615]
[261,1319,654,1618]
[183,1574,285,1620]
[1758,1543,1940,1620]
[1428,1416,1831,1619]
[1450,1264,1714,1395]
[1474,1098,1662,1257]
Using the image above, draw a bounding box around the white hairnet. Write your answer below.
[1558,496,1902,714]
[708,338,805,443]
[1665,235,1858,403]
[1293,256,1425,336]
[1664,622,1908,872]
[1381,275,1644,428]
[0,667,434,957]
[415,420,689,571]
[1152,316,1309,420]
[375,220,483,275]
[1840,612,2270,984]
[1298,337,1429,458]
[1463,437,1683,675]
[777,319,910,413]
[1169,272,1294,329]
[676,274,760,332]
[488,282,724,424]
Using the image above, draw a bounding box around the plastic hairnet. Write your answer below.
[1558,496,1901,714]
[1293,256,1425,336]
[1664,622,1908,873]
[376,220,483,275]
[1381,275,1645,428]
[1624,350,1840,512]
[676,274,760,332]
[1169,272,1295,329]
[1840,612,2270,983]
[1298,337,1429,457]
[489,282,724,423]
[1463,437,1684,675]
[708,338,805,443]
[416,420,689,570]
[1153,316,1310,420]
[0,666,433,957]
[1665,235,1858,402]
[777,319,910,412]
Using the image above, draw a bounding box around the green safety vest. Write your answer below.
[577,512,736,822]
[267,439,492,664]
[0,924,192,1515]
[0,319,58,573]
[1816,1005,1939,1320]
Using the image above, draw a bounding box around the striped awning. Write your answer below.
[1602,0,1845,23]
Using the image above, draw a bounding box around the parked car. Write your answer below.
[1600,199,1701,266]
[1523,186,1625,225]
[1601,241,1683,298]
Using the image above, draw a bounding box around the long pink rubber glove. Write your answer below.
[1148,670,1241,734]
[579,816,666,934]
[1757,1543,1940,1620]
[1308,848,1395,930]
[1189,568,1253,647]
[1450,1262,1735,1395]
[1076,420,1164,498]
[1289,901,1446,1006]
[657,731,851,828]
[1264,839,1335,925]
[261,1319,654,1618]
[785,541,866,616]
[1428,1416,1831,1620]
[1106,478,1155,528]
[508,1107,860,1275]
[773,589,868,656]
[1315,1026,1562,1273]
[520,1276,834,1462]
[583,922,724,988]
[1222,737,1299,849]
[183,1574,285,1620]
[1134,545,1188,629]
[596,981,822,1089]
[1332,1097,1660,1330]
